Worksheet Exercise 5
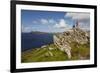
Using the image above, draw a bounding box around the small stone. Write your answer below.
[41,45,46,48]
[48,51,53,56]
[48,47,54,50]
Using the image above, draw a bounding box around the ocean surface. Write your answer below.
[21,33,53,51]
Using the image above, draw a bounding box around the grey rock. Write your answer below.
[53,28,90,59]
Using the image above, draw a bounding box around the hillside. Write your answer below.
[21,28,90,63]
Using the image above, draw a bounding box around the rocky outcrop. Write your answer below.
[53,28,90,59]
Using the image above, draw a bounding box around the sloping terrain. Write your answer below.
[21,28,90,63]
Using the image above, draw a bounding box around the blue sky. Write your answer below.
[21,10,90,33]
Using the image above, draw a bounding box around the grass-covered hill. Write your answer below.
[21,42,90,63]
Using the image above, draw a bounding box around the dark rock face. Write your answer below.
[53,28,90,59]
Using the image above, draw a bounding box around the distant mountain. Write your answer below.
[30,31,49,34]
[30,31,63,34]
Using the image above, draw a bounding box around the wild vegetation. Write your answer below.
[21,42,90,63]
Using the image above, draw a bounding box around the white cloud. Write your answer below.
[65,12,90,30]
[48,19,55,24]
[32,19,56,25]
[79,22,90,30]
[54,19,71,29]
[65,12,90,20]
[41,19,48,24]
[32,21,37,24]
[22,26,32,32]
[41,19,56,25]
[54,19,66,28]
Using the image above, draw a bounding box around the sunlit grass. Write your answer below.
[21,43,90,63]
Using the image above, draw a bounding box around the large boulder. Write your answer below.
[53,28,90,59]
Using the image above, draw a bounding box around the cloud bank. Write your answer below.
[54,19,71,30]
[65,12,90,20]
[22,12,90,33]
[65,12,90,30]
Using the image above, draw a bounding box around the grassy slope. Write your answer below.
[71,42,90,60]
[21,42,90,63]
[21,44,68,63]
